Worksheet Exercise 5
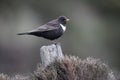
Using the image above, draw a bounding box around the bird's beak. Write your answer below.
[66,19,70,21]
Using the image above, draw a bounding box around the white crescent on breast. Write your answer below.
[60,24,66,32]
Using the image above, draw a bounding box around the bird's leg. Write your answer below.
[51,40,59,45]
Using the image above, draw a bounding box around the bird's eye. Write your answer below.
[62,18,66,21]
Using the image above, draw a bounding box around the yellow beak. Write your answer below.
[66,19,70,21]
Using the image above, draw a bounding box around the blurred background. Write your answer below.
[0,0,120,75]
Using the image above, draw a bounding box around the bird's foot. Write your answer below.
[51,41,60,45]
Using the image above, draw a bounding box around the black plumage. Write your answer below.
[17,16,69,40]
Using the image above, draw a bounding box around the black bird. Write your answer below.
[17,16,69,40]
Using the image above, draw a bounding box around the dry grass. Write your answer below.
[0,55,116,80]
[34,55,116,80]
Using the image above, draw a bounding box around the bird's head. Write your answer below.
[58,16,69,25]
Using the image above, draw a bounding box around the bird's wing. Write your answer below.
[37,24,59,31]
[29,20,60,33]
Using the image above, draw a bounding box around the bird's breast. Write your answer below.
[60,24,66,32]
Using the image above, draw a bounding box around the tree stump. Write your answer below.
[40,43,64,67]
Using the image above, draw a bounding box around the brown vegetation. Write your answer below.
[0,55,116,80]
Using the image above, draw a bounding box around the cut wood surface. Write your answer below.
[40,43,64,67]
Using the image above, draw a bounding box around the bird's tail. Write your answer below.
[17,32,29,35]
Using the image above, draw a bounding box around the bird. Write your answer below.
[17,16,69,40]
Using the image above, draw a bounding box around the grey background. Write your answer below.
[0,0,120,75]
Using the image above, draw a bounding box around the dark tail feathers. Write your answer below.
[17,32,29,35]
